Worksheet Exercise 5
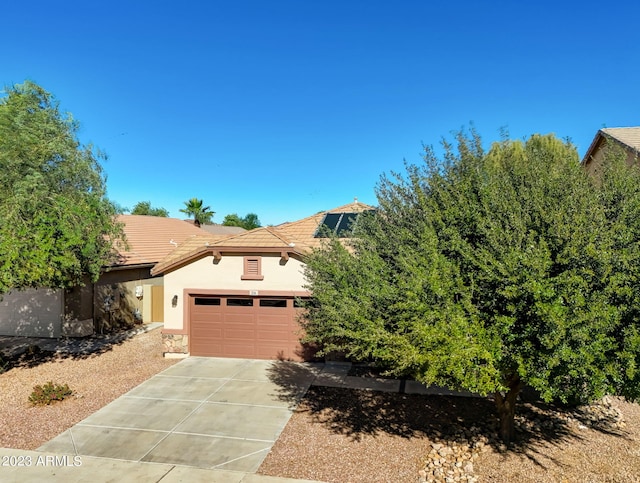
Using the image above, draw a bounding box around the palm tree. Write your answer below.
[180,198,214,227]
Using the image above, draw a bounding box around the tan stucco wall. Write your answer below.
[585,137,639,176]
[163,253,307,330]
[93,268,163,333]
[0,288,63,337]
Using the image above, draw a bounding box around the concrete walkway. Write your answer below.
[38,357,320,473]
[0,447,323,482]
[0,339,477,482]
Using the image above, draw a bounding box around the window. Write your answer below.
[241,256,264,280]
[259,299,287,308]
[194,297,221,306]
[227,298,254,307]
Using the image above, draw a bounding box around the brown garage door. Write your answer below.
[189,295,306,361]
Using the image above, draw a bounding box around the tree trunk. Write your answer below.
[494,375,522,445]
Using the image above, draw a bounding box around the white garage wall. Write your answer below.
[0,288,63,337]
[163,253,307,331]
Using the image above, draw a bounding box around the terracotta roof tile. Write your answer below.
[200,224,247,235]
[152,201,376,274]
[276,201,373,249]
[114,215,215,267]
[601,127,640,154]
[582,127,640,166]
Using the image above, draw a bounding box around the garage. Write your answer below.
[189,294,306,361]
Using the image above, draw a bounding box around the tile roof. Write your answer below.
[151,201,375,275]
[113,215,219,267]
[601,127,640,154]
[199,224,247,235]
[583,127,640,165]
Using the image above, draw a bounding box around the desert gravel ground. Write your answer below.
[2,330,640,482]
[259,386,640,483]
[0,327,177,450]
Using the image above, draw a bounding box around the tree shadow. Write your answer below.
[265,361,633,469]
[265,360,324,410]
[0,325,150,371]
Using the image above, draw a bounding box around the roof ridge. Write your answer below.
[263,225,297,246]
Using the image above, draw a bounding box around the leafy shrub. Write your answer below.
[29,381,73,406]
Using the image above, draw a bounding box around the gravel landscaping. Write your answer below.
[259,386,640,483]
[1,329,640,482]
[0,328,177,450]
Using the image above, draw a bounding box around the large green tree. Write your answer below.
[222,212,261,229]
[302,131,640,443]
[131,201,169,217]
[0,81,124,292]
[180,197,214,227]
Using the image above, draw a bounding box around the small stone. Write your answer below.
[438,446,453,457]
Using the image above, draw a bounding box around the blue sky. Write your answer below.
[3,1,640,225]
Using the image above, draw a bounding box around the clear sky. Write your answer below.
[3,1,639,226]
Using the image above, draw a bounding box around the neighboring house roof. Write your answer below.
[199,224,247,235]
[114,215,218,268]
[151,200,375,275]
[582,127,640,167]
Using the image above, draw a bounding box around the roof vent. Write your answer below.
[169,239,178,247]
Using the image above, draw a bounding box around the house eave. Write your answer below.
[151,246,307,276]
[104,262,156,272]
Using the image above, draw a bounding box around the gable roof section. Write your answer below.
[151,201,375,275]
[582,127,640,166]
[114,215,216,268]
[199,224,247,235]
[150,227,305,275]
[277,201,372,250]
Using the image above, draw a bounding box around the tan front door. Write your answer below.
[151,285,164,322]
[189,295,305,361]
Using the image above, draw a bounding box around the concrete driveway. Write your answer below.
[38,357,319,472]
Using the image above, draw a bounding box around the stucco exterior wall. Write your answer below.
[584,137,639,176]
[163,253,307,331]
[0,288,63,337]
[93,268,163,333]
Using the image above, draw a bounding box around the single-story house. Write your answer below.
[152,201,373,361]
[0,215,209,338]
[582,126,640,174]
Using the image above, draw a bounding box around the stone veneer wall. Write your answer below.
[162,333,188,354]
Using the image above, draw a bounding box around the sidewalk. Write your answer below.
[0,448,324,483]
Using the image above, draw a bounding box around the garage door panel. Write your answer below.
[223,343,257,358]
[224,328,256,340]
[255,344,297,360]
[189,295,307,360]
[192,341,224,354]
[257,328,291,341]
[257,314,291,325]
[224,313,254,324]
